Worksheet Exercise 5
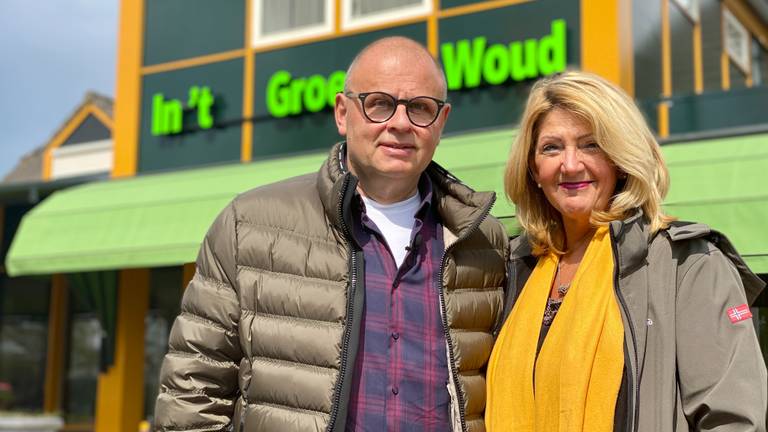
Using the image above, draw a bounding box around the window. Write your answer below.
[252,0,334,47]
[342,0,431,30]
[723,7,750,74]
[672,0,700,23]
[143,267,183,424]
[0,277,50,412]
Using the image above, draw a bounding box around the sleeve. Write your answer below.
[154,202,244,432]
[675,246,767,431]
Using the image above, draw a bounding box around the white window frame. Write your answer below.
[722,7,751,74]
[341,0,431,31]
[671,0,699,24]
[251,0,334,48]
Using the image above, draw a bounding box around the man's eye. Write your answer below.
[370,99,391,108]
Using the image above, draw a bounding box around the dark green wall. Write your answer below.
[669,85,768,134]
[440,0,489,9]
[139,58,243,172]
[143,0,245,66]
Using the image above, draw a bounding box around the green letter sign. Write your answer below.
[441,19,567,90]
[263,20,568,119]
[266,70,346,118]
[151,85,215,136]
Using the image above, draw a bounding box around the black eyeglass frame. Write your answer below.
[343,91,447,127]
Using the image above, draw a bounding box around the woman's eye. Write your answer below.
[540,144,559,154]
[583,142,601,152]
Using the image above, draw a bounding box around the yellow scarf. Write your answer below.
[486,226,624,432]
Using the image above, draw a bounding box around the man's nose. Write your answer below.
[387,104,412,131]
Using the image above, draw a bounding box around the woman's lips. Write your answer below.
[559,181,592,190]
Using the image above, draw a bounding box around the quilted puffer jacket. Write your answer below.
[154,142,508,432]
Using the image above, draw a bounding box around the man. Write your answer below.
[155,37,507,432]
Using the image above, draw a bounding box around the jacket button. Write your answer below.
[392,386,399,395]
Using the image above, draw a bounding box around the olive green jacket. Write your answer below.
[154,143,508,432]
[506,211,767,432]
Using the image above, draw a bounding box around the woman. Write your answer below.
[486,71,767,432]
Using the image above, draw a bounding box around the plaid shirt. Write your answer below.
[345,177,451,432]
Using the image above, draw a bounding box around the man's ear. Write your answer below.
[334,93,347,137]
[440,103,451,124]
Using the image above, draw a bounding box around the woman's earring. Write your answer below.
[537,183,542,188]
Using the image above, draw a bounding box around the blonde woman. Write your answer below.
[486,71,766,432]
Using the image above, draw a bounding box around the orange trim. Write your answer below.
[90,106,114,131]
[112,0,145,178]
[693,20,703,94]
[43,275,68,413]
[437,0,534,19]
[428,3,439,57]
[241,0,254,163]
[657,102,670,138]
[661,0,672,97]
[723,0,768,49]
[60,423,94,432]
[580,0,634,94]
[141,49,246,75]
[721,3,731,91]
[334,0,342,34]
[94,269,150,432]
[42,104,110,181]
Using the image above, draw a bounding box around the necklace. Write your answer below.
[555,259,570,296]
[554,230,593,297]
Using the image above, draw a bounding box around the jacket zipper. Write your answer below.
[609,226,640,432]
[437,194,495,432]
[327,174,358,431]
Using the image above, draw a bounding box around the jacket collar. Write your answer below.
[609,209,650,278]
[316,142,497,239]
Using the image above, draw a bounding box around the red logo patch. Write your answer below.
[727,304,752,323]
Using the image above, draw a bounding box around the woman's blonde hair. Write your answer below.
[505,71,674,255]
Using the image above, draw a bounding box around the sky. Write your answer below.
[0,0,118,180]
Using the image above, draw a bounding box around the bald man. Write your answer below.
[155,37,507,432]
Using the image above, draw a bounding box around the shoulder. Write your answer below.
[209,172,334,245]
[655,221,764,303]
[477,214,510,252]
[230,172,322,219]
[234,172,318,208]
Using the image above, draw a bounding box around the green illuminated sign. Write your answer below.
[262,19,567,118]
[152,85,215,136]
[441,19,566,90]
[266,70,346,118]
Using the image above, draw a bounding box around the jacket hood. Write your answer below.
[316,142,497,239]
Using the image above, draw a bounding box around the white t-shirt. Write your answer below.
[361,192,421,268]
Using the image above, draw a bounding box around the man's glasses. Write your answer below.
[344,91,446,127]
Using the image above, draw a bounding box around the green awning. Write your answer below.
[6,129,768,275]
[662,132,768,273]
[5,129,515,276]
